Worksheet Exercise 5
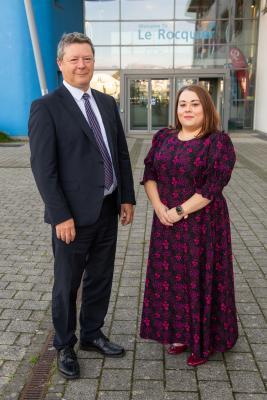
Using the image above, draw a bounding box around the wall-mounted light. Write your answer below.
[251,0,255,8]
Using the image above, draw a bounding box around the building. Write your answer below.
[0,0,266,136]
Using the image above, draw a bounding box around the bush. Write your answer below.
[0,131,14,142]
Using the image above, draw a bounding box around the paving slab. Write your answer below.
[199,381,234,400]
[230,370,266,393]
[0,133,266,399]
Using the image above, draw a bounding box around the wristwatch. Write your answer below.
[175,205,184,216]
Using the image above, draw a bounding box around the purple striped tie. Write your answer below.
[82,93,113,190]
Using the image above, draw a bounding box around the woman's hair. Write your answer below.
[175,84,221,138]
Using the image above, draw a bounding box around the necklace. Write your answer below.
[178,131,197,141]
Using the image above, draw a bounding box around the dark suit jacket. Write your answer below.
[28,85,135,227]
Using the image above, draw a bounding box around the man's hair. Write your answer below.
[57,32,95,60]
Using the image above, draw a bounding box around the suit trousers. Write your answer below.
[51,192,118,350]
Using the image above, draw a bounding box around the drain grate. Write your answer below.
[19,331,56,400]
[19,286,83,399]
[0,143,25,147]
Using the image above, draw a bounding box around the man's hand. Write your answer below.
[55,218,76,244]
[120,204,134,225]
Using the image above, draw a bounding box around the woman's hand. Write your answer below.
[154,203,173,226]
[167,207,188,224]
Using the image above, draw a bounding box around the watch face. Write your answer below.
[176,205,183,215]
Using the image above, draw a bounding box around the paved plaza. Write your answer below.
[0,131,267,400]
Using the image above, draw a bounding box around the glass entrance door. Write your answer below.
[129,78,170,133]
[127,73,228,133]
[129,79,148,131]
[198,78,225,125]
[151,79,170,130]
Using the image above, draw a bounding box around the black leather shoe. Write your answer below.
[80,336,125,358]
[57,347,80,379]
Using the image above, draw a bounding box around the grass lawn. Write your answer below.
[0,132,14,142]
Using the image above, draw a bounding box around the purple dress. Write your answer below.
[140,128,238,358]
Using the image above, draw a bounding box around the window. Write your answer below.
[84,0,119,20]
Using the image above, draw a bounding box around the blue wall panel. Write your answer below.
[0,0,83,136]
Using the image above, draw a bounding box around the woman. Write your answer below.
[140,84,238,366]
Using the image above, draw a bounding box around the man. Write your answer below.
[29,32,135,379]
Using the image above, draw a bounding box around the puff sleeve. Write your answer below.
[196,133,236,201]
[141,128,168,185]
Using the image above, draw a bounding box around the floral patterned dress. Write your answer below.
[140,128,238,358]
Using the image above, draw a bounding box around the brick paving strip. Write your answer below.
[0,133,266,400]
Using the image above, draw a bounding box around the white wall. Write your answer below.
[254,0,267,133]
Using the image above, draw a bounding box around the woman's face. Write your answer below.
[177,90,204,131]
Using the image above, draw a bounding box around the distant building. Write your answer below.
[0,0,266,136]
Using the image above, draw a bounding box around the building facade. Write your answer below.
[0,0,83,136]
[0,0,266,136]
[254,0,267,133]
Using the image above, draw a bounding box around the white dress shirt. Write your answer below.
[63,80,117,196]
